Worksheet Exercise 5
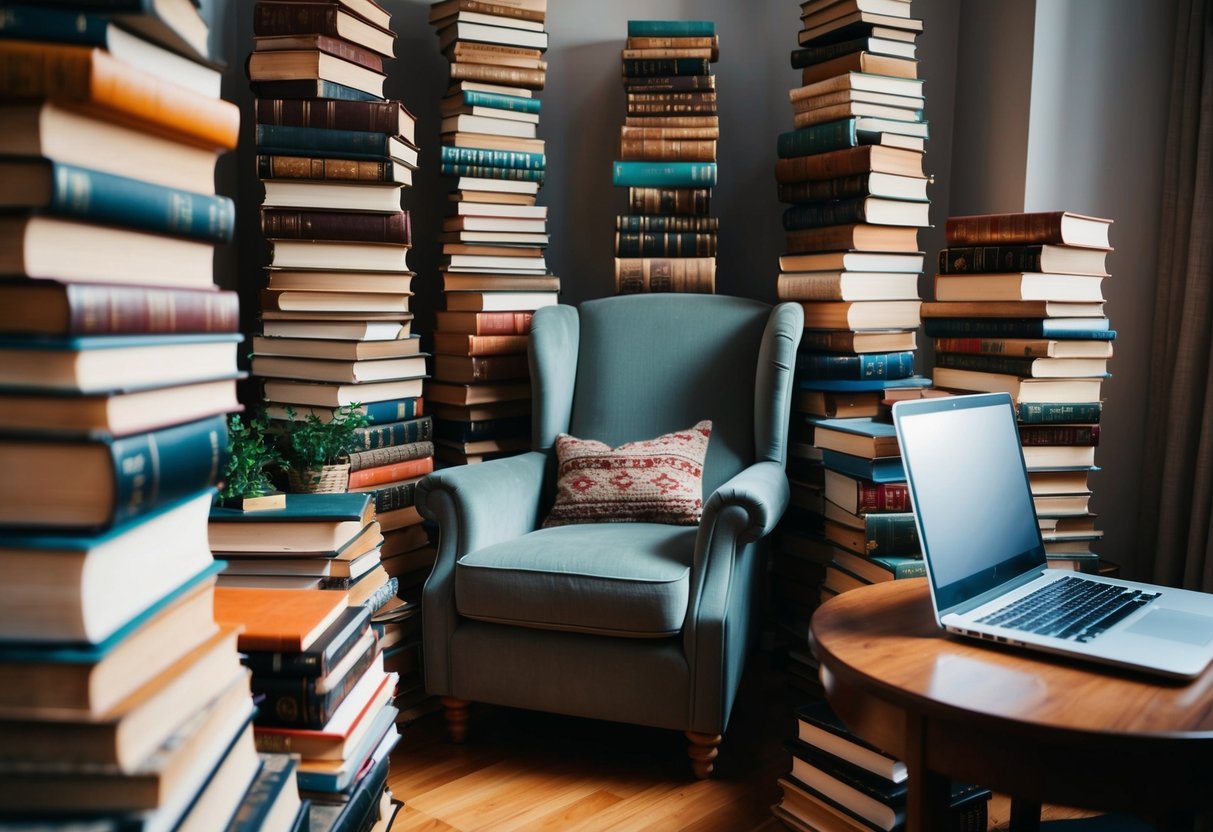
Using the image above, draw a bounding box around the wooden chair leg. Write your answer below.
[685,730,722,779]
[442,696,471,743]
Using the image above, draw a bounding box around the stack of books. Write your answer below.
[775,701,991,832]
[210,493,404,830]
[611,19,720,295]
[213,585,399,831]
[0,3,293,828]
[767,0,931,697]
[924,210,1116,572]
[427,0,554,466]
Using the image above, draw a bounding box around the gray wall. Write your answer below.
[212,0,1175,578]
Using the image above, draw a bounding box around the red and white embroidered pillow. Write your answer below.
[543,420,712,527]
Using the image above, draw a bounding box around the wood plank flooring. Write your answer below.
[385,650,1099,831]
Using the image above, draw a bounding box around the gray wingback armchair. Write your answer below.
[415,293,803,777]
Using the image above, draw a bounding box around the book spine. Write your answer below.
[615,215,719,232]
[250,78,379,101]
[0,5,113,47]
[620,125,719,141]
[945,212,1067,246]
[260,208,411,244]
[448,61,545,88]
[857,481,912,513]
[257,154,402,183]
[456,355,530,382]
[347,574,398,610]
[627,20,716,37]
[627,187,711,216]
[254,98,405,134]
[790,37,874,69]
[453,311,534,335]
[938,245,1049,274]
[439,145,545,170]
[253,3,341,37]
[346,455,434,489]
[434,415,531,442]
[612,161,717,187]
[367,478,420,513]
[619,136,717,162]
[1018,424,1100,445]
[460,89,541,113]
[363,397,424,423]
[777,173,877,203]
[47,284,239,335]
[252,645,379,728]
[864,513,921,555]
[350,416,433,450]
[254,124,396,158]
[108,413,227,527]
[345,440,434,472]
[870,554,927,578]
[624,74,716,91]
[443,0,546,21]
[615,231,717,257]
[775,146,875,183]
[440,162,545,182]
[783,198,873,230]
[1017,402,1103,424]
[785,224,865,253]
[225,753,297,832]
[798,351,915,380]
[614,257,716,294]
[621,57,711,77]
[241,609,370,678]
[627,36,719,49]
[37,161,234,243]
[777,121,859,158]
[923,318,1116,341]
[935,352,1038,376]
[625,102,718,116]
[0,40,238,150]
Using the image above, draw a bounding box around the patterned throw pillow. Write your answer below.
[543,420,712,527]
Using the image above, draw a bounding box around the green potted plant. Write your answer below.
[281,404,370,493]
[219,411,286,510]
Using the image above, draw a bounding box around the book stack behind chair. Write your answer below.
[924,210,1117,572]
[0,3,290,828]
[427,0,552,468]
[611,19,720,295]
[208,491,403,829]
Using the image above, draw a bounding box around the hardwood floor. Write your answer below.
[384,650,1101,831]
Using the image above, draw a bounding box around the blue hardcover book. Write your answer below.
[796,375,933,393]
[38,0,211,62]
[439,162,545,182]
[777,121,859,158]
[822,449,905,483]
[225,754,302,832]
[295,709,398,794]
[797,351,916,381]
[439,145,546,170]
[813,416,900,442]
[2,159,234,243]
[627,20,716,37]
[612,160,718,187]
[923,317,1117,340]
[304,728,393,830]
[254,125,416,166]
[458,90,541,114]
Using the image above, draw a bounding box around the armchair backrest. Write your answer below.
[530,294,803,498]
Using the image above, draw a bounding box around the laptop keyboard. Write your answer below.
[976,575,1160,643]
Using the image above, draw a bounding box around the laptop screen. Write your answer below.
[892,393,1047,612]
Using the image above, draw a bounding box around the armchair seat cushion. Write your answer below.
[454,522,696,638]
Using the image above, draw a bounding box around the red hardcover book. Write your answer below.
[346,454,434,489]
[944,211,1113,249]
[0,282,238,336]
[433,310,535,335]
[254,97,415,140]
[260,208,411,244]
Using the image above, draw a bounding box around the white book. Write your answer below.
[441,113,537,138]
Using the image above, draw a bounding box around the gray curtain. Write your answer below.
[1138,0,1213,591]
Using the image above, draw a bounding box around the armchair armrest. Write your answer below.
[698,459,790,546]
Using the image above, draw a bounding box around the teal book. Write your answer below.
[224,753,301,832]
[777,121,858,158]
[39,0,211,62]
[209,491,373,525]
[862,512,920,556]
[822,449,905,483]
[869,554,928,579]
[1018,401,1104,424]
[351,416,433,449]
[798,351,916,381]
[271,397,424,426]
[2,159,234,243]
[458,90,541,113]
[612,160,718,187]
[923,317,1117,340]
[627,20,716,37]
[796,375,933,393]
[250,78,380,101]
[439,145,546,170]
[296,707,397,796]
[254,124,411,162]
[0,412,227,530]
[622,57,711,76]
[439,162,545,182]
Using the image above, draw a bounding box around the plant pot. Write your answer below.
[288,463,350,494]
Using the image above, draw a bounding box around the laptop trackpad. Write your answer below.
[1126,609,1213,646]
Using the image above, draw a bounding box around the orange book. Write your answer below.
[213,586,349,652]
[346,455,434,489]
[0,40,239,150]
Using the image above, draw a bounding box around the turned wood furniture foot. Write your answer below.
[442,697,471,743]
[685,731,722,779]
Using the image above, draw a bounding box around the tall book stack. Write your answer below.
[0,2,285,828]
[768,0,931,698]
[210,493,404,830]
[427,0,554,467]
[248,0,438,573]
[611,19,720,295]
[924,210,1117,573]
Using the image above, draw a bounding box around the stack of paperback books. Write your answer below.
[0,3,290,828]
[612,19,720,294]
[212,577,399,828]
[767,0,931,696]
[775,701,991,832]
[427,0,554,466]
[924,210,1116,572]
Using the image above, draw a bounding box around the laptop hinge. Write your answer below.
[944,567,1052,617]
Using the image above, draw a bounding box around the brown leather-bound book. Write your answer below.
[0,41,238,150]
[618,136,717,162]
[257,154,410,184]
[213,586,350,652]
[432,353,531,384]
[252,1,396,57]
[784,223,920,254]
[0,282,238,336]
[255,98,415,141]
[433,310,534,335]
[944,211,1113,249]
[260,208,411,244]
[775,145,923,183]
[448,61,545,90]
[429,0,547,24]
[252,34,385,71]
[614,257,716,295]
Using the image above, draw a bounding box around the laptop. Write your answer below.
[891,392,1213,680]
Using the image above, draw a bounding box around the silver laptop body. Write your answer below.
[891,392,1213,680]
